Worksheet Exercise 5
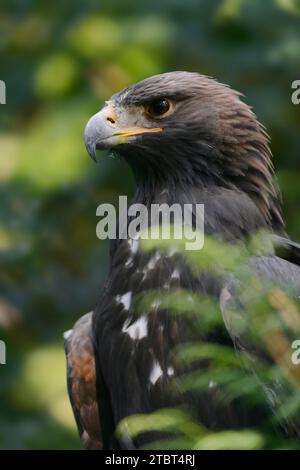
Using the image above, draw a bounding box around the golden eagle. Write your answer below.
[64,72,300,449]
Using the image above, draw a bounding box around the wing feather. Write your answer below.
[64,312,102,449]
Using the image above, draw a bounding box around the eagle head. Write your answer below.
[84,71,283,231]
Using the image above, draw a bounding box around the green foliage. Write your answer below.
[117,234,300,449]
[0,0,300,449]
[276,0,300,17]
[35,54,80,98]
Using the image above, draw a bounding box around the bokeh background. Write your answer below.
[0,0,299,449]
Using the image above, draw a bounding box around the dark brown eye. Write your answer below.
[146,98,171,117]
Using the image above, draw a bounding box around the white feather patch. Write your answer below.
[116,291,132,310]
[171,268,180,280]
[122,315,148,340]
[63,329,73,340]
[150,361,163,385]
[128,238,139,255]
[146,252,161,270]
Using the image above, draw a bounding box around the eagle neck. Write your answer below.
[130,180,270,240]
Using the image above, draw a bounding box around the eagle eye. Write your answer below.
[146,98,172,118]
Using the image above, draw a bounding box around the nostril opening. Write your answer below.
[106,116,116,125]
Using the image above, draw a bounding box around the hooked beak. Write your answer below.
[84,102,162,161]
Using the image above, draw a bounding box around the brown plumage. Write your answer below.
[65,72,300,449]
[64,313,102,449]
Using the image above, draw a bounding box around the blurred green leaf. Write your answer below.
[276,0,300,17]
[193,430,264,450]
[35,54,80,98]
[67,16,122,58]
